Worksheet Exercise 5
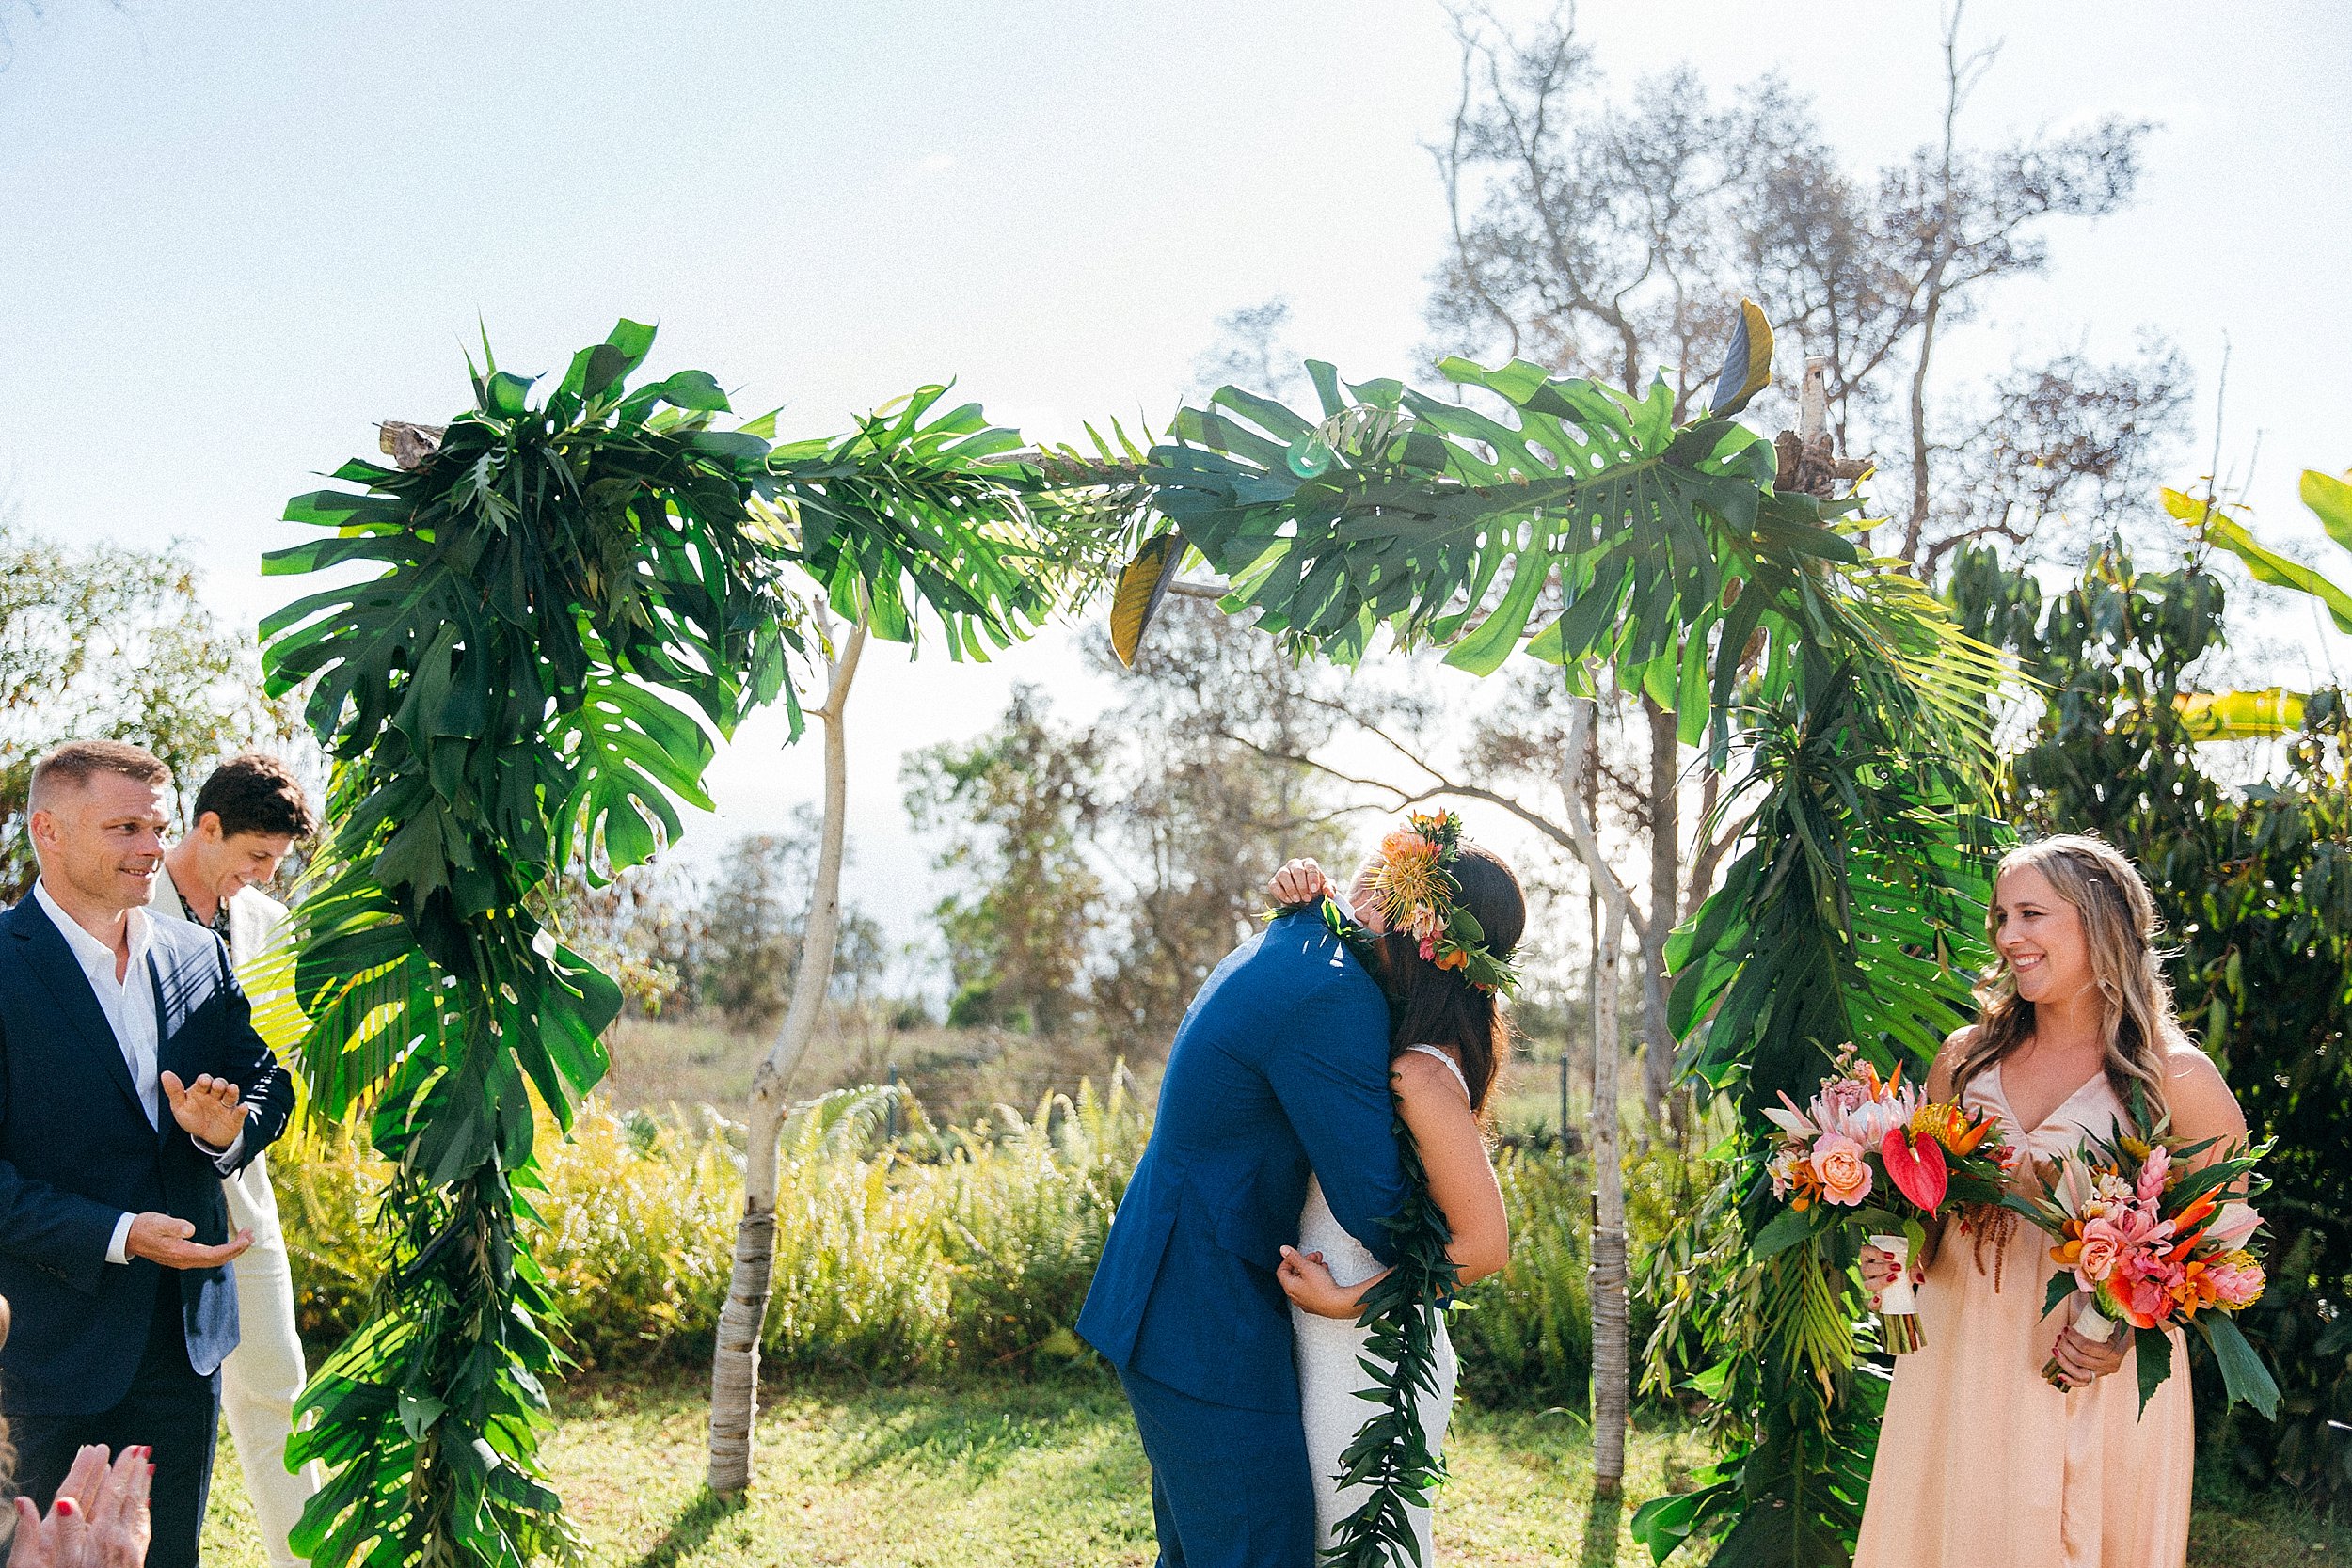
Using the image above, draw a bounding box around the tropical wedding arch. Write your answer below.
[263,308,2005,1567]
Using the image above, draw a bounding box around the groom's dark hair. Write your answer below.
[1366,842,1524,1114]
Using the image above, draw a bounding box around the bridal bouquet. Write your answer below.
[2003,1126,2280,1414]
[1760,1053,2014,1353]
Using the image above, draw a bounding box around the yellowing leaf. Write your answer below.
[2300,467,2352,555]
[2177,688,2308,740]
[1108,531,1184,668]
[2166,487,2352,634]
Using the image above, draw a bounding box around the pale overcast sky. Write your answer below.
[3,1,2347,963]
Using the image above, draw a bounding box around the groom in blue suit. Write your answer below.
[1076,904,1404,1567]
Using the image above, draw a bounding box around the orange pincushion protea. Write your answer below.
[1909,1101,2001,1157]
[1369,825,1447,933]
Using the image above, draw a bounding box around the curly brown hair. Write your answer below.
[190,753,317,842]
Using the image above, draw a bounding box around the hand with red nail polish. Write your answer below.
[8,1443,152,1567]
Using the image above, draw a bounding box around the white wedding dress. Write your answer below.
[1293,1043,1463,1561]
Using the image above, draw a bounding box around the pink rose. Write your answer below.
[1811,1133,1873,1206]
[2074,1218,2125,1284]
[2119,1272,2170,1328]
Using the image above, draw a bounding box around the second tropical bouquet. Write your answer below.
[2001,1119,2280,1416]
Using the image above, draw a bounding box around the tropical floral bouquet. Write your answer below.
[2002,1124,2280,1415]
[1760,1051,2014,1353]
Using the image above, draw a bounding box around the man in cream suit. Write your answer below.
[150,753,321,1567]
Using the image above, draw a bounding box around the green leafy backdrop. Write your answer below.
[1121,333,2005,1566]
[262,322,1061,1566]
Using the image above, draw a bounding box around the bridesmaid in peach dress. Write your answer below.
[1854,836,2250,1568]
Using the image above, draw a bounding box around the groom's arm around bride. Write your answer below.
[0,741,297,1568]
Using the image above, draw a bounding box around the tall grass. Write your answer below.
[275,1073,1711,1403]
[277,1073,1149,1376]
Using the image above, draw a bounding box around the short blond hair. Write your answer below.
[27,740,171,813]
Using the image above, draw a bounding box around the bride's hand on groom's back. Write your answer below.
[1270,859,1336,908]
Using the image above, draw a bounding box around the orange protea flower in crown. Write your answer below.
[1370,823,1450,933]
[1355,809,1524,996]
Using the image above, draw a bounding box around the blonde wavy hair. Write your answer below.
[1953,833,2189,1131]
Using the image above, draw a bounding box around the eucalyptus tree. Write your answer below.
[261,324,1065,1565]
[1426,1,2177,1139]
[1113,319,2007,1561]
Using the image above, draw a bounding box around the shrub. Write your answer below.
[278,1071,1687,1409]
[278,1074,1150,1376]
[1452,1151,1592,1405]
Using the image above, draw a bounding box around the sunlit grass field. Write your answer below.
[198,1371,2349,1567]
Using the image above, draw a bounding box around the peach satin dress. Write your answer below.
[1853,1064,2194,1568]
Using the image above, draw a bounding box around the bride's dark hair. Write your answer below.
[1362,843,1524,1113]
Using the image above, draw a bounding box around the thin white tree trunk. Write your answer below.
[1564,684,1633,1495]
[707,610,866,1495]
[1639,696,1679,1129]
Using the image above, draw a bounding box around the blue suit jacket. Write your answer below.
[1076,909,1405,1414]
[0,894,294,1415]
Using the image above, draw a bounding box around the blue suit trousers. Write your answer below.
[1119,1365,1314,1568]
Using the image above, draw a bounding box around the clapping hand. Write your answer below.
[125,1212,253,1271]
[159,1070,249,1150]
[1269,859,1336,908]
[8,1443,153,1568]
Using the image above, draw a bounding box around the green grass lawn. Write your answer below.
[198,1370,2350,1567]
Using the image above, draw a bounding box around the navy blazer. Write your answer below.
[1076,909,1406,1414]
[0,893,294,1415]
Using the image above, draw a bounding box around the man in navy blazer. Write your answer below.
[1076,904,1405,1566]
[0,741,295,1568]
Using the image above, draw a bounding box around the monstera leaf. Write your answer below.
[261,322,1071,1568]
[1147,356,1773,677]
[1136,351,2006,779]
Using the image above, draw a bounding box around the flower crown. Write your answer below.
[1364,810,1522,997]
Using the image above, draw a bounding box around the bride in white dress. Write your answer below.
[1264,843,1520,1561]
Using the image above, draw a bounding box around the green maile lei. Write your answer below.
[1276,895,1465,1568]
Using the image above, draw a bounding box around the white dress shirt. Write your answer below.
[34,879,245,1264]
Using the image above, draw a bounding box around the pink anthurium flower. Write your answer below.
[1881,1128,1949,1212]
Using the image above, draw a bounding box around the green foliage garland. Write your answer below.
[1632,663,1999,1564]
[1129,344,2006,1568]
[1270,898,1462,1566]
[1328,1096,1462,1568]
[262,322,1057,1565]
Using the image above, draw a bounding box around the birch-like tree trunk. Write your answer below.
[707,610,866,1495]
[1638,695,1680,1130]
[1565,685,1633,1495]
